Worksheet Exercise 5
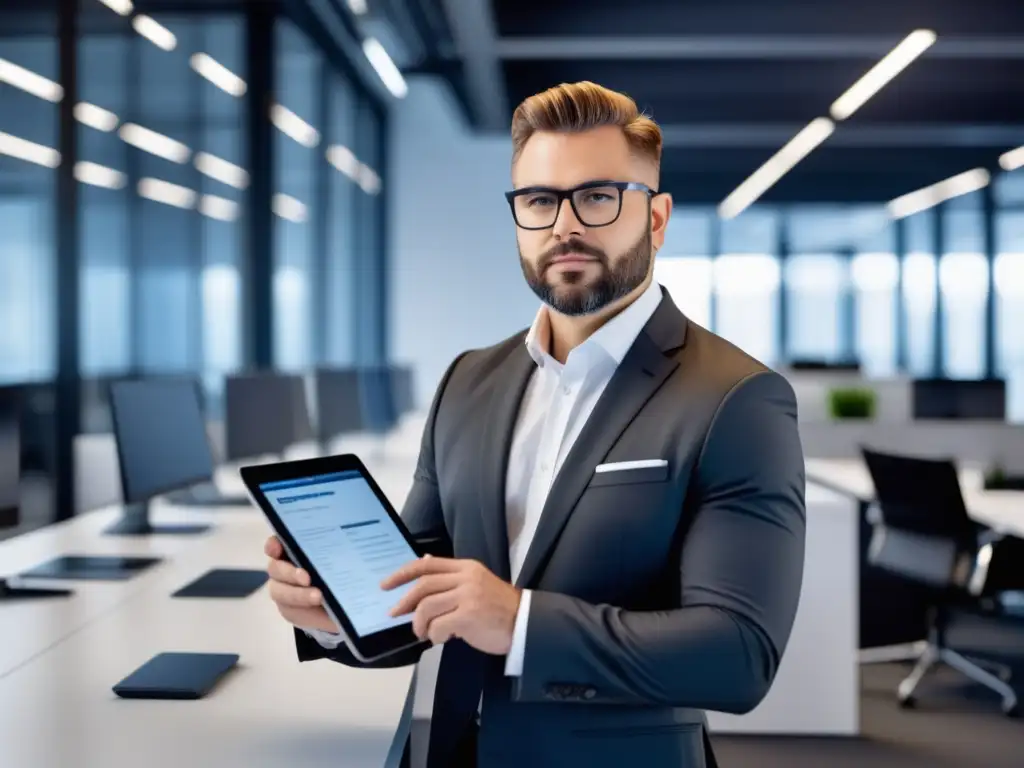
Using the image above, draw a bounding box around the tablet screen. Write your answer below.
[259,470,418,637]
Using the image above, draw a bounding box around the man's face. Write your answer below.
[511,125,672,317]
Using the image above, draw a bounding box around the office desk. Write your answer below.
[706,483,859,735]
[0,479,417,768]
[0,504,231,677]
[806,457,1024,537]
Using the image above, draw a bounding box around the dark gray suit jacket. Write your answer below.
[296,287,806,768]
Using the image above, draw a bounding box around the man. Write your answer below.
[265,81,806,768]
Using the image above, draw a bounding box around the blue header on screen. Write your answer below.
[259,470,362,491]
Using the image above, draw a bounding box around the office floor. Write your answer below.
[409,613,1024,767]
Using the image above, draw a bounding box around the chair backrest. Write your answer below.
[861,447,978,588]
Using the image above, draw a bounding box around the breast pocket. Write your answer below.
[589,460,669,487]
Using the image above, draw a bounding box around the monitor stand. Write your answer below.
[164,481,249,508]
[104,500,211,536]
[0,578,72,601]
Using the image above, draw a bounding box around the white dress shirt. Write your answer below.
[307,280,664,679]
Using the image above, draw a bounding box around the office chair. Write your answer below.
[861,447,1020,716]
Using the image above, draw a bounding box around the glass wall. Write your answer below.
[0,24,59,385]
[0,2,391,535]
[654,190,1024,420]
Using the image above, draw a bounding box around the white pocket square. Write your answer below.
[594,459,668,474]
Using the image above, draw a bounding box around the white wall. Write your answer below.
[388,78,537,408]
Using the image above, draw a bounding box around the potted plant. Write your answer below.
[828,387,876,420]
[984,463,1024,491]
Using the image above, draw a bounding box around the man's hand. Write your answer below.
[264,535,340,634]
[382,556,522,655]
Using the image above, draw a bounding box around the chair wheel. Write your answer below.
[1002,700,1019,718]
[897,693,916,709]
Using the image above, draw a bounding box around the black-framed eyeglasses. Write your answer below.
[504,180,657,230]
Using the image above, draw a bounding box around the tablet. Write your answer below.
[239,454,427,663]
[113,652,239,700]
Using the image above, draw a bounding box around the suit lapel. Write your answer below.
[514,294,687,589]
[478,343,535,581]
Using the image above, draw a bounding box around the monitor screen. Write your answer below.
[224,373,312,461]
[0,388,20,529]
[109,378,215,503]
[912,379,1006,420]
[315,368,364,440]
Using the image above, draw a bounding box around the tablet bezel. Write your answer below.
[240,454,427,663]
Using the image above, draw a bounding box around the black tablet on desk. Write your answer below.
[239,454,428,663]
[113,652,239,699]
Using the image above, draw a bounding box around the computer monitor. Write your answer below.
[224,372,313,462]
[0,387,72,600]
[107,377,213,536]
[912,379,1007,421]
[314,368,364,446]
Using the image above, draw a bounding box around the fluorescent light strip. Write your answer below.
[199,194,240,222]
[718,118,835,219]
[999,145,1024,172]
[326,144,360,179]
[358,164,382,194]
[347,0,368,13]
[119,123,191,163]
[74,102,119,132]
[362,38,408,98]
[0,131,60,167]
[96,0,133,14]
[132,15,177,51]
[830,29,936,121]
[887,168,991,219]
[273,193,308,223]
[190,53,247,97]
[270,104,320,147]
[0,57,63,102]
[194,152,249,188]
[74,161,127,189]
[138,177,196,209]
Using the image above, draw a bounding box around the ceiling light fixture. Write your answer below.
[0,131,61,167]
[132,15,177,51]
[718,118,835,219]
[362,37,408,98]
[0,57,63,102]
[888,168,991,219]
[190,53,247,97]
[270,104,320,147]
[999,145,1024,172]
[830,29,936,121]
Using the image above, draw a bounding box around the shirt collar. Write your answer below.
[524,280,663,368]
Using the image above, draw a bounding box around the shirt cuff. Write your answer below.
[304,627,345,649]
[503,589,531,677]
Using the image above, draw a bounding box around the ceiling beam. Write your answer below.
[439,0,508,130]
[495,35,1024,60]
[659,123,1024,148]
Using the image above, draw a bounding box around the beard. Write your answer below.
[519,225,652,317]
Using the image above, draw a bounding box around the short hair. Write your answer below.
[510,81,662,170]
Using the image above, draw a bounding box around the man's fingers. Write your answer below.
[412,591,460,639]
[269,579,322,609]
[388,573,463,617]
[425,610,462,646]
[278,605,339,634]
[264,535,283,559]
[267,557,311,586]
[380,555,463,590]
